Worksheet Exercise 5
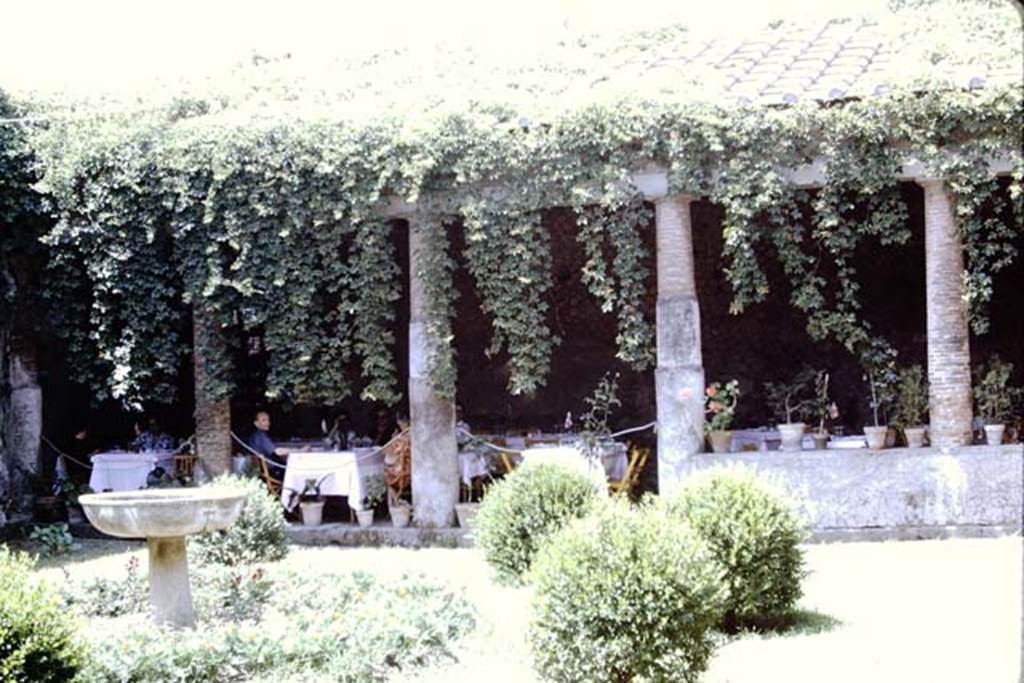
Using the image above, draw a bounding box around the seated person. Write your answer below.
[248,410,285,478]
[132,417,175,452]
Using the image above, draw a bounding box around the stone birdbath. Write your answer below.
[78,488,245,628]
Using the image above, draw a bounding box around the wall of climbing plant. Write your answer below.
[6,3,1022,408]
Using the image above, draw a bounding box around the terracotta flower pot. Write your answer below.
[903,426,927,449]
[300,501,325,526]
[811,432,829,450]
[777,423,805,452]
[984,424,1005,446]
[355,508,374,528]
[708,430,733,454]
[864,426,888,451]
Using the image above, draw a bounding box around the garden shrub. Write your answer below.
[0,547,84,682]
[664,467,807,631]
[193,564,273,623]
[527,500,726,683]
[474,463,601,584]
[76,571,476,683]
[61,556,147,618]
[189,475,288,566]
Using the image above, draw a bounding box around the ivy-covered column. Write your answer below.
[407,215,458,527]
[192,309,232,478]
[5,337,41,511]
[654,194,705,495]
[920,179,973,447]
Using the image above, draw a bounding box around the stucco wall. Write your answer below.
[680,445,1023,531]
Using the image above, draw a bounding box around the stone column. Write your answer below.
[920,179,973,448]
[654,194,705,495]
[407,215,458,527]
[193,309,232,478]
[6,338,42,511]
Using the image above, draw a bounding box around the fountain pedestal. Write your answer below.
[79,488,245,628]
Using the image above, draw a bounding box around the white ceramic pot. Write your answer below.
[984,424,1005,446]
[355,508,374,528]
[455,502,480,530]
[390,504,412,528]
[300,501,325,526]
[903,426,927,449]
[708,430,733,454]
[811,432,829,450]
[864,426,888,451]
[777,423,806,452]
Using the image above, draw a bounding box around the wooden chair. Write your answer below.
[173,454,198,479]
[608,444,649,497]
[252,454,282,498]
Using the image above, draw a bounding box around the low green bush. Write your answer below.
[61,556,147,618]
[474,463,601,585]
[664,467,807,631]
[29,523,75,557]
[76,571,476,682]
[0,547,84,682]
[528,500,726,683]
[193,565,273,623]
[189,475,288,566]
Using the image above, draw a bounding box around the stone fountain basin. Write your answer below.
[79,488,245,539]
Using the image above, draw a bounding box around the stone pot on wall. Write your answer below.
[903,426,928,449]
[864,426,888,451]
[708,430,733,454]
[983,424,1005,446]
[777,423,805,452]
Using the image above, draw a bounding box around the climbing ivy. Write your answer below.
[13,2,1024,406]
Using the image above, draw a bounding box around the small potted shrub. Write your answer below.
[705,380,740,453]
[893,365,929,448]
[298,478,326,527]
[765,369,816,452]
[974,357,1022,445]
[809,371,837,450]
[356,475,386,528]
[861,343,898,451]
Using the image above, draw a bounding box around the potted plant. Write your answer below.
[298,477,326,527]
[974,357,1022,445]
[356,475,387,528]
[705,380,740,453]
[765,369,817,451]
[808,371,837,450]
[893,365,929,448]
[388,493,413,528]
[861,342,898,451]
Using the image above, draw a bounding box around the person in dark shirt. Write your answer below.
[248,411,284,478]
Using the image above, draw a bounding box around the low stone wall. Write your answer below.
[680,445,1023,534]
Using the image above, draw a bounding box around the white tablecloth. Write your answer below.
[519,445,627,486]
[89,451,174,492]
[280,449,384,509]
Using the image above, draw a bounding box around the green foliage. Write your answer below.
[0,547,84,682]
[764,368,818,424]
[578,372,622,462]
[528,500,727,683]
[973,356,1022,424]
[474,463,601,585]
[189,475,288,566]
[76,571,476,683]
[664,468,807,632]
[12,8,1024,403]
[861,338,900,426]
[61,556,146,618]
[29,523,74,557]
[892,365,930,428]
[192,565,273,623]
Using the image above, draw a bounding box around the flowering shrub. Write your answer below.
[61,556,147,618]
[705,380,740,432]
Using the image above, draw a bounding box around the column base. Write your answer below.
[656,366,705,497]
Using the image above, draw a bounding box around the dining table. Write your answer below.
[279,448,384,511]
[88,450,175,492]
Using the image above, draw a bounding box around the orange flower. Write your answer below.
[709,401,724,413]
[706,385,718,398]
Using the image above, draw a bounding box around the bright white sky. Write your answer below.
[0,0,891,96]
